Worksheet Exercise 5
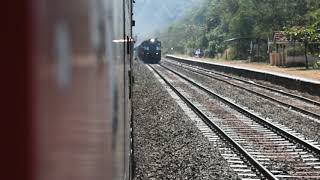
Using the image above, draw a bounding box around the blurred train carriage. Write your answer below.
[138,38,162,63]
[3,0,134,180]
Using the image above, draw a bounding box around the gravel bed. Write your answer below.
[132,60,239,180]
[157,65,305,173]
[164,62,320,144]
[165,59,320,102]
[226,72,320,102]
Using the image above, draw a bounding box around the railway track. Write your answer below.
[148,63,320,180]
[162,59,320,122]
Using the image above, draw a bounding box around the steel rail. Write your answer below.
[148,64,278,180]
[164,61,320,120]
[160,64,320,156]
[164,59,320,107]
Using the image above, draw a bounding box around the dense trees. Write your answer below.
[158,0,320,60]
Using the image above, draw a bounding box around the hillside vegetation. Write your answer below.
[157,0,320,60]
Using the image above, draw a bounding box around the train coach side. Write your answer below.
[2,0,134,180]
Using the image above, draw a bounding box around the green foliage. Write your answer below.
[313,60,320,69]
[283,18,320,69]
[284,26,320,42]
[158,0,320,59]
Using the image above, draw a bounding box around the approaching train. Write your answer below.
[138,38,162,63]
[3,0,134,180]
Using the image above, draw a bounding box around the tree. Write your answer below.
[285,25,320,69]
[158,0,320,62]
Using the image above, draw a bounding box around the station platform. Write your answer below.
[165,55,320,96]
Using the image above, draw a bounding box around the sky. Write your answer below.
[133,0,201,44]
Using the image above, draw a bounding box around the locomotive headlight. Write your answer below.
[150,38,155,43]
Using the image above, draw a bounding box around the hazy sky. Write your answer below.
[133,0,201,43]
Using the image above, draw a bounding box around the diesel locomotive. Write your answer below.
[138,38,161,63]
